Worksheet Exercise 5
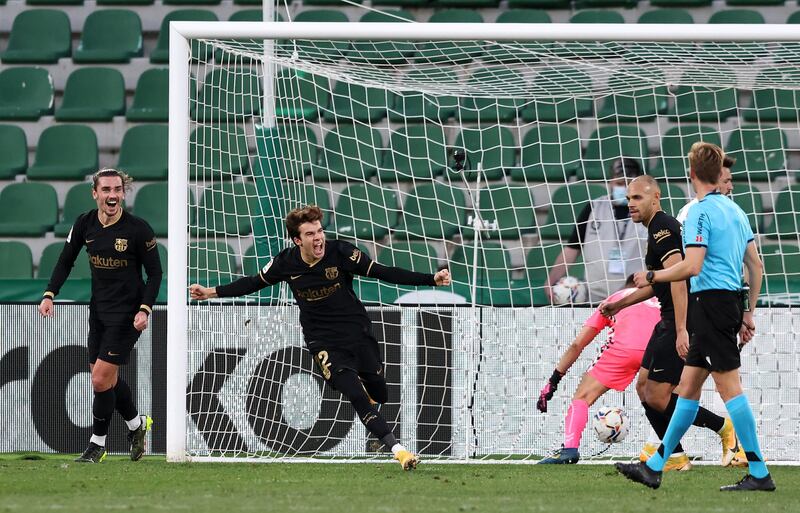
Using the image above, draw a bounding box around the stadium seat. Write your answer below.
[189,241,238,284]
[742,68,800,122]
[727,0,783,5]
[626,9,695,62]
[0,125,28,179]
[377,242,439,275]
[27,0,82,4]
[651,0,710,6]
[323,82,388,123]
[0,182,58,236]
[195,68,261,121]
[389,68,459,123]
[0,241,33,279]
[709,9,765,24]
[789,12,800,23]
[486,9,552,62]
[38,241,91,279]
[133,183,168,237]
[1,10,71,63]
[98,0,153,5]
[576,0,637,7]
[117,125,168,181]
[303,184,333,229]
[538,182,606,240]
[731,183,764,233]
[418,10,484,64]
[766,186,800,240]
[349,10,417,65]
[508,0,569,6]
[726,126,787,182]
[164,0,221,5]
[458,68,524,123]
[278,123,319,175]
[372,0,427,6]
[229,9,262,20]
[0,67,54,120]
[450,242,512,305]
[597,67,669,122]
[73,10,143,63]
[514,124,581,182]
[194,181,260,237]
[274,69,330,122]
[704,10,766,62]
[521,66,593,122]
[564,11,625,58]
[189,124,249,180]
[55,68,125,121]
[661,183,688,218]
[637,8,694,23]
[760,244,800,284]
[27,125,98,181]
[316,124,383,182]
[524,243,577,288]
[54,183,95,237]
[450,126,516,181]
[463,184,537,240]
[394,182,467,240]
[668,69,739,122]
[581,126,649,181]
[652,125,722,180]
[333,183,398,240]
[151,10,219,63]
[292,10,351,61]
[127,68,168,122]
[380,124,447,181]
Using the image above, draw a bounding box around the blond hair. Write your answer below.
[688,142,724,185]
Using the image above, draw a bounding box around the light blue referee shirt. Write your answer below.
[682,192,754,292]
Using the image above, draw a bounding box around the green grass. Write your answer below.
[1,454,798,513]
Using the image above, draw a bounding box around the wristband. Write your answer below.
[42,291,55,301]
[549,368,565,386]
[138,304,152,316]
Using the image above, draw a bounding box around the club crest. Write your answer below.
[115,238,128,252]
[325,266,339,280]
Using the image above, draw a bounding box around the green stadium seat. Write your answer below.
[292,10,351,61]
[731,183,764,233]
[189,124,249,180]
[563,11,625,58]
[458,68,524,123]
[164,0,220,5]
[27,0,82,4]
[1,10,71,63]
[194,68,261,121]
[709,9,765,24]
[372,0,427,6]
[450,242,512,305]
[0,183,58,236]
[275,69,330,122]
[98,0,153,5]
[524,243,580,288]
[189,241,238,284]
[514,124,581,182]
[704,10,766,63]
[127,68,168,122]
[669,69,739,122]
[229,9,263,21]
[278,123,319,175]
[133,183,168,236]
[377,242,439,275]
[581,126,649,181]
[117,125,168,181]
[727,0,783,5]
[194,182,260,236]
[316,124,383,182]
[302,184,333,229]
[742,68,800,122]
[597,67,669,122]
[349,10,416,65]
[577,0,637,7]
[436,0,498,7]
[638,8,694,23]
[521,67,594,122]
[509,0,569,6]
[381,124,448,181]
[661,183,688,218]
[450,126,516,181]
[418,10,484,64]
[486,10,552,63]
[333,183,398,240]
[74,10,143,63]
[151,10,219,64]
[463,184,537,240]
[539,182,607,240]
[0,125,28,179]
[0,67,54,120]
[766,186,800,240]
[55,68,125,121]
[27,125,98,181]
[0,241,33,279]
[394,182,467,240]
[389,68,459,123]
[789,12,800,23]
[726,126,787,182]
[760,244,800,284]
[652,125,722,180]
[54,183,95,237]
[651,0,710,7]
[38,241,91,279]
[625,10,696,63]
[323,82,388,123]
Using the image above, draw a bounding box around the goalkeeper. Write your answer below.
[190,205,451,470]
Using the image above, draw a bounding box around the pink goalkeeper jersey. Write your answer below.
[584,288,661,352]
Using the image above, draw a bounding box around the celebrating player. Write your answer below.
[616,142,774,491]
[189,205,451,470]
[39,169,162,463]
[537,275,661,465]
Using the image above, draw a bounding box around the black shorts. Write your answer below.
[686,290,743,372]
[310,335,383,384]
[641,317,684,385]
[88,313,142,365]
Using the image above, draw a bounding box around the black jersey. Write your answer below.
[45,210,163,318]
[645,211,685,316]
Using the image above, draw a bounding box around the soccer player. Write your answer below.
[616,142,775,491]
[676,155,736,224]
[38,169,162,463]
[602,176,743,470]
[189,205,451,470]
[537,275,661,464]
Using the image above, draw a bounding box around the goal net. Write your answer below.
[168,22,800,463]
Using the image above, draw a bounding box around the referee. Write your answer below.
[616,142,774,491]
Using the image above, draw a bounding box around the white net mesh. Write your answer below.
[181,35,800,462]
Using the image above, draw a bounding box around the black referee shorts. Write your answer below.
[641,317,685,385]
[88,312,142,366]
[686,290,743,372]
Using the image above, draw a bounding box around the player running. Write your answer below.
[189,205,451,470]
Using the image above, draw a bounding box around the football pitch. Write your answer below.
[2,454,799,513]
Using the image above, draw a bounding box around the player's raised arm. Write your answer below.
[343,242,450,287]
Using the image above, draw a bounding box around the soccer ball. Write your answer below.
[551,276,585,304]
[593,406,629,444]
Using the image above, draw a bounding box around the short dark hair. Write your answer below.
[92,168,132,192]
[625,274,636,287]
[611,158,643,179]
[285,205,324,240]
[688,142,724,185]
[723,155,736,169]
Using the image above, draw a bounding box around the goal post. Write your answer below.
[168,22,800,463]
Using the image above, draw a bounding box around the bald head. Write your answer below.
[630,175,661,195]
[627,175,662,226]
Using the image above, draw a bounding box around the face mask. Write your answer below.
[611,185,628,206]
